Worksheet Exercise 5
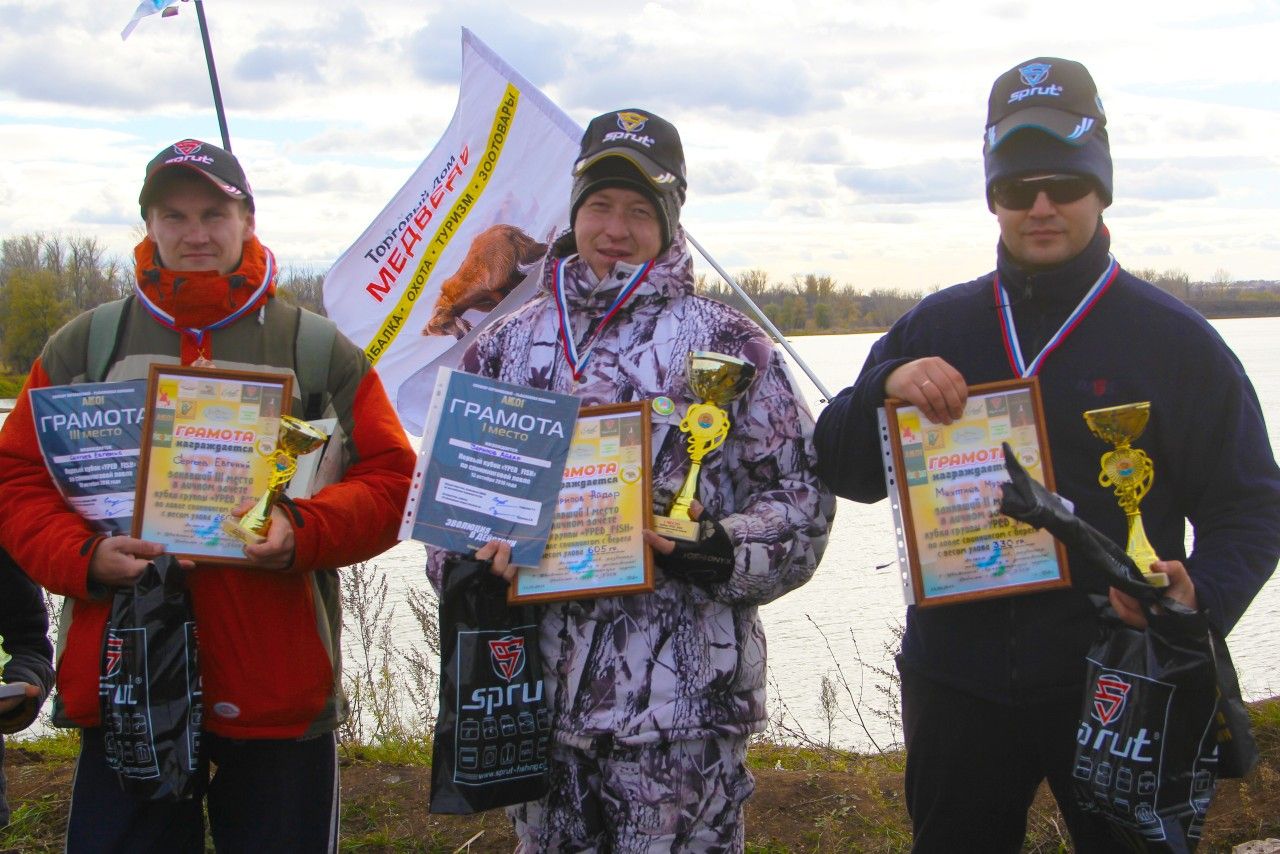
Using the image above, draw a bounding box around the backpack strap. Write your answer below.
[86,295,132,383]
[83,296,335,417]
[294,306,337,421]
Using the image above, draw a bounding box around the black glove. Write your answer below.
[997,441,1158,603]
[654,519,735,589]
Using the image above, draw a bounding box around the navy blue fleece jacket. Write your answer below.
[814,226,1280,704]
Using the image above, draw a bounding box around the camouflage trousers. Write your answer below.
[510,732,754,853]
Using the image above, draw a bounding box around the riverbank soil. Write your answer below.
[2,698,1277,852]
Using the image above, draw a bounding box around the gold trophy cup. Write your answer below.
[1083,402,1168,587]
[653,351,756,542]
[222,414,329,546]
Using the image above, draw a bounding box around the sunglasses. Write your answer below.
[990,175,1095,210]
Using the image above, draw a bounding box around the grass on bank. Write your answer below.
[0,372,25,398]
[3,563,1277,852]
[4,698,1278,853]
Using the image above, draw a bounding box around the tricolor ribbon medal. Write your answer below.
[134,247,277,367]
[996,254,1118,377]
[554,255,652,381]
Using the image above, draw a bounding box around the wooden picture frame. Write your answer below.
[884,377,1070,608]
[133,364,292,566]
[510,401,654,603]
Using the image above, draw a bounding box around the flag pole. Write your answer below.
[685,233,833,402]
[191,0,232,151]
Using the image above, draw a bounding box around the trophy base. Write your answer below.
[221,516,266,546]
[652,516,701,543]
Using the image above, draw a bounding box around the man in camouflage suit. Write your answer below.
[427,108,834,851]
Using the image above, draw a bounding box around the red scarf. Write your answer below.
[133,235,276,364]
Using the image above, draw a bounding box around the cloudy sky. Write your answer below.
[1,0,1277,292]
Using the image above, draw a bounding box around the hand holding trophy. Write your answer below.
[1083,401,1169,588]
[653,351,756,542]
[222,415,328,546]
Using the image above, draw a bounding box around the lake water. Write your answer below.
[372,315,1280,750]
[4,317,1278,751]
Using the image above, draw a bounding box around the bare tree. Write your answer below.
[735,268,770,300]
[276,267,327,316]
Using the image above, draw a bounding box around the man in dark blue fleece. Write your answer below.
[813,57,1280,853]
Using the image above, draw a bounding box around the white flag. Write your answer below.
[121,0,178,40]
[324,29,582,434]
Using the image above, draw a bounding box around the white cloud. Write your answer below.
[408,4,567,86]
[780,200,827,218]
[697,161,759,195]
[835,160,977,204]
[772,131,849,166]
[1121,168,1217,202]
[0,0,1274,285]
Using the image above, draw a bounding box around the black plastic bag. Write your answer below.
[1075,607,1227,851]
[99,554,203,801]
[998,442,1258,852]
[429,554,550,814]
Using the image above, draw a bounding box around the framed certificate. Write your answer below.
[884,377,1069,608]
[133,364,292,565]
[510,402,654,603]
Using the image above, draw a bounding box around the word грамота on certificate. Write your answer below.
[400,369,581,566]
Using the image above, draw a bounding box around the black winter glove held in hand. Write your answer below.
[654,519,735,588]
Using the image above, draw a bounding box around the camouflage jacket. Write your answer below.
[427,230,834,745]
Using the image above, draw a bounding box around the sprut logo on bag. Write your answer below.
[431,557,550,814]
[1077,670,1163,766]
[1074,661,1215,845]
[100,621,202,786]
[488,635,526,681]
[1091,673,1131,726]
[454,627,550,785]
[101,627,159,779]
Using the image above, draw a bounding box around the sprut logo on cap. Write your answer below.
[615,111,649,133]
[1008,62,1063,104]
[604,111,657,149]
[161,138,216,168]
[1018,62,1052,87]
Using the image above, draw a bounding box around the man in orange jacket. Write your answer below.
[0,139,415,852]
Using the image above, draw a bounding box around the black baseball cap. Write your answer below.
[574,109,686,192]
[985,58,1106,150]
[570,109,687,253]
[139,139,254,217]
[984,58,1113,209]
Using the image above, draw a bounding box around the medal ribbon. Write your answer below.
[553,255,652,380]
[995,254,1118,377]
[133,246,277,353]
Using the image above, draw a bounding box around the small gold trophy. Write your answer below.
[1083,402,1168,587]
[222,414,329,546]
[653,351,756,542]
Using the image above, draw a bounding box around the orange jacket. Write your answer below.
[0,287,414,738]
